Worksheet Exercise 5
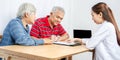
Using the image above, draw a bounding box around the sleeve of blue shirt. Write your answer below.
[9,20,44,46]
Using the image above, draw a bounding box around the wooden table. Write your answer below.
[0,35,2,39]
[0,44,88,60]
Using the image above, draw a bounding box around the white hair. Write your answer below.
[17,3,36,18]
[51,6,65,14]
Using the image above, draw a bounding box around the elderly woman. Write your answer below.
[0,3,52,46]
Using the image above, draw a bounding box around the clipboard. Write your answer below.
[53,41,80,46]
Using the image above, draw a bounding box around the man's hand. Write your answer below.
[51,35,60,42]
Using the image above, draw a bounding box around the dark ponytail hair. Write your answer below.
[92,2,120,45]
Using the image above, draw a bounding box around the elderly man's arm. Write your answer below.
[58,33,69,41]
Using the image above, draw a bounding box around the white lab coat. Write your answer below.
[82,21,120,60]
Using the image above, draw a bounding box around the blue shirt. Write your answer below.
[0,17,44,46]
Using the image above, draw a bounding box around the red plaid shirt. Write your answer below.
[30,16,66,38]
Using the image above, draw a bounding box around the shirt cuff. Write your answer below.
[82,38,90,44]
[34,39,44,45]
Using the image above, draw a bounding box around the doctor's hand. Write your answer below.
[73,38,82,44]
[65,38,75,43]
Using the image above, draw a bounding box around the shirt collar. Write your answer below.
[44,15,50,27]
[16,17,29,33]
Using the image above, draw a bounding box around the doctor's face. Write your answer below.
[91,11,103,24]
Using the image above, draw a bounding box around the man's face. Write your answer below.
[50,10,64,26]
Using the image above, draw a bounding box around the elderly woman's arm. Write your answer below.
[10,20,44,46]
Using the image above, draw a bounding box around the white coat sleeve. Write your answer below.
[85,25,109,50]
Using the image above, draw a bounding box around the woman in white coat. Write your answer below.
[73,2,120,60]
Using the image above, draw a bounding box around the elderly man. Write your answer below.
[30,6,69,42]
[30,6,70,60]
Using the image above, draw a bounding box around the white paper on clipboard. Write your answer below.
[53,41,80,46]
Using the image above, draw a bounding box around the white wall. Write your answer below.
[0,0,120,60]
[0,0,72,35]
[70,0,120,36]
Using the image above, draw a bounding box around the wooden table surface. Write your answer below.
[0,44,88,60]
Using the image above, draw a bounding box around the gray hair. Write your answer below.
[17,3,36,18]
[51,6,65,14]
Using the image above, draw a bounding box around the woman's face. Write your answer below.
[26,13,36,24]
[91,11,104,24]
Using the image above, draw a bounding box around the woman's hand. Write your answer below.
[31,36,53,45]
[43,38,53,45]
[74,38,82,44]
